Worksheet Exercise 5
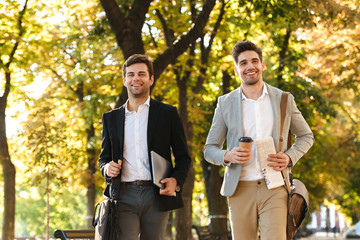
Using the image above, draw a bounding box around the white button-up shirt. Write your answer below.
[121,97,152,182]
[239,84,274,181]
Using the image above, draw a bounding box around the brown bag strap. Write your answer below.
[278,92,292,194]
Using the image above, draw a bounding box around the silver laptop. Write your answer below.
[150,151,172,189]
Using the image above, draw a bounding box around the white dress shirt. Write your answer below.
[239,84,274,181]
[121,97,152,182]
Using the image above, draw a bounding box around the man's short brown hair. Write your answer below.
[122,54,154,78]
[232,40,263,64]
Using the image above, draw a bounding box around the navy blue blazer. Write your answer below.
[99,99,191,211]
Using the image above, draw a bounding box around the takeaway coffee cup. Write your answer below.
[238,137,253,153]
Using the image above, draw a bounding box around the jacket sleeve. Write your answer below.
[285,94,314,166]
[170,107,191,188]
[99,113,112,179]
[203,96,228,166]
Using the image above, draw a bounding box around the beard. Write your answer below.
[127,84,151,99]
[241,76,261,86]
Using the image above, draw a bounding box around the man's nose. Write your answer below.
[247,62,255,68]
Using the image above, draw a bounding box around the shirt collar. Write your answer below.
[241,84,268,101]
[125,97,150,114]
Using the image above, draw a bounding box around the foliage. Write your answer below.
[1,0,360,236]
[15,183,87,236]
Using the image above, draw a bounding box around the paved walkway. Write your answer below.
[298,231,353,239]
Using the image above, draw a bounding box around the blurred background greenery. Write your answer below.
[1,0,360,239]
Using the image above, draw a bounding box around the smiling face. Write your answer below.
[123,63,154,99]
[234,50,265,86]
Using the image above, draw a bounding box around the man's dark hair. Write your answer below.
[122,54,154,78]
[231,40,263,64]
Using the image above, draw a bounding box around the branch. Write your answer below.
[61,48,78,67]
[1,0,28,101]
[153,0,216,82]
[48,67,80,99]
[99,0,127,41]
[146,23,158,48]
[115,0,216,107]
[6,0,28,68]
[193,0,226,94]
[155,9,172,47]
[100,0,152,58]
[206,0,226,56]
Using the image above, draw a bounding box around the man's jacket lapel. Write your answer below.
[267,83,281,151]
[114,106,125,162]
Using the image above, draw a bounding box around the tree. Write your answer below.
[0,1,28,238]
[295,1,360,222]
[39,1,121,227]
[3,0,360,235]
[20,101,70,239]
[100,0,216,107]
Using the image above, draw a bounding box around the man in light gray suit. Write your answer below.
[204,40,314,240]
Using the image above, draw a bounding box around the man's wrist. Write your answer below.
[223,151,231,166]
[286,154,293,167]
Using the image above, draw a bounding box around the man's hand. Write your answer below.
[106,160,122,177]
[224,147,251,164]
[267,152,290,171]
[159,177,177,196]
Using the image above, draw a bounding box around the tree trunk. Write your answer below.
[0,1,27,237]
[175,72,195,240]
[0,136,16,240]
[0,74,16,240]
[201,161,228,239]
[86,123,96,228]
[100,0,216,108]
[277,28,292,88]
[175,164,195,240]
[222,70,231,95]
[201,69,232,238]
[71,80,97,228]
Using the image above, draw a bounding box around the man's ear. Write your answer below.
[150,75,154,86]
[262,60,266,71]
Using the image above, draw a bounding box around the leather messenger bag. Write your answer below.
[279,92,310,240]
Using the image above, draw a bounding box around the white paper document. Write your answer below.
[255,137,284,189]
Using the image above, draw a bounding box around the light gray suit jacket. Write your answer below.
[204,83,314,197]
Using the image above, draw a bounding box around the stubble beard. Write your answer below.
[242,76,260,86]
[128,86,150,99]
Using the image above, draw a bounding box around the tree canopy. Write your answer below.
[1,0,360,238]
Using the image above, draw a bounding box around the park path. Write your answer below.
[298,231,353,240]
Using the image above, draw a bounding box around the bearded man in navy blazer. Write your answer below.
[99,54,191,239]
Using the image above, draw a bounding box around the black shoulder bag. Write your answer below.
[92,174,121,239]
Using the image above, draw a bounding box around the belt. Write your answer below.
[121,180,153,186]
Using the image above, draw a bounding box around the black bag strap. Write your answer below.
[278,92,292,194]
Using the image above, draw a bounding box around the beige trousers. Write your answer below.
[228,179,288,240]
